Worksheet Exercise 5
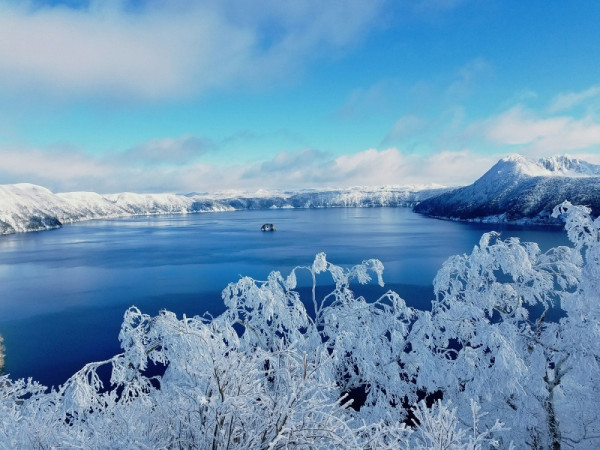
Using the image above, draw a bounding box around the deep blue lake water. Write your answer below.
[0,208,569,387]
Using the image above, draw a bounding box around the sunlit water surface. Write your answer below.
[0,208,569,386]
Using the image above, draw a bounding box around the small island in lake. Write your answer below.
[261,223,276,232]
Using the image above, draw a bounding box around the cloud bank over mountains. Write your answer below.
[0,143,493,194]
[482,106,600,155]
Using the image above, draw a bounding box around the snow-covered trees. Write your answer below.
[0,334,4,373]
[408,201,599,448]
[0,272,500,448]
[0,201,598,448]
[0,260,505,448]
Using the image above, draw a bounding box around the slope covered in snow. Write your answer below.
[538,155,600,176]
[414,154,600,223]
[0,184,448,235]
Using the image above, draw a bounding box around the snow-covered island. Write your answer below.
[414,154,600,224]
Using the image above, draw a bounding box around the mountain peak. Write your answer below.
[538,155,600,176]
[488,154,551,180]
[415,153,600,223]
[490,154,600,180]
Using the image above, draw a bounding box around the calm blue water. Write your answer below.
[0,208,569,387]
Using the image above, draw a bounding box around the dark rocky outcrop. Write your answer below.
[261,223,276,231]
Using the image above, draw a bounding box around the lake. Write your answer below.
[0,207,569,387]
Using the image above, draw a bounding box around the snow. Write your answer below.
[498,153,553,177]
[3,154,597,233]
[499,154,600,178]
[0,183,449,235]
[415,154,600,224]
[539,154,600,177]
[0,184,72,233]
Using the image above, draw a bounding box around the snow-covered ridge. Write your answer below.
[485,154,600,179]
[538,155,600,177]
[0,183,448,235]
[415,154,600,224]
[4,154,594,234]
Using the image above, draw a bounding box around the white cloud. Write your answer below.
[0,142,494,193]
[381,115,424,145]
[332,148,406,183]
[485,107,568,145]
[419,150,497,184]
[483,106,600,155]
[564,152,600,165]
[0,0,385,100]
[335,57,491,125]
[248,148,327,174]
[332,79,403,120]
[0,146,115,191]
[548,85,600,113]
[119,136,215,166]
[242,148,494,188]
[445,57,492,99]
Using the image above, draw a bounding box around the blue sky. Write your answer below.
[0,0,599,193]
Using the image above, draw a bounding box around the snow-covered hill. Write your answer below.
[5,154,595,233]
[414,154,600,224]
[0,184,447,235]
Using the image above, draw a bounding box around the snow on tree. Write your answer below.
[0,259,504,448]
[0,262,501,448]
[0,334,4,373]
[1,201,599,448]
[411,201,599,448]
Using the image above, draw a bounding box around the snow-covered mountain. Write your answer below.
[538,155,600,176]
[4,154,595,234]
[414,154,600,223]
[0,184,447,235]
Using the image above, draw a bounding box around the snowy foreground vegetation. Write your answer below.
[1,202,599,448]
